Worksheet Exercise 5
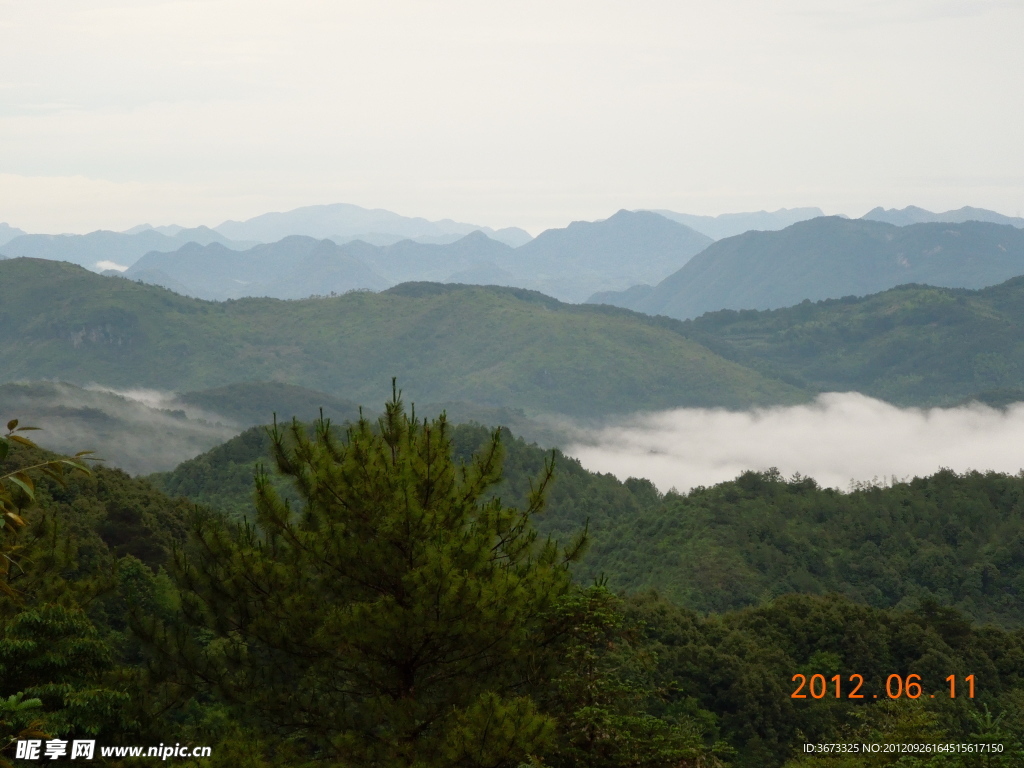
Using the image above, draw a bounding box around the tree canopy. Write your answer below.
[143,388,591,766]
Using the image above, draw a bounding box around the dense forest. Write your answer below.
[682,277,1024,406]
[155,421,1024,627]
[4,399,1024,766]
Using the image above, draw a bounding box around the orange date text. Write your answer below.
[790,674,975,700]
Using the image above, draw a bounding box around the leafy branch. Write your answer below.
[0,419,98,594]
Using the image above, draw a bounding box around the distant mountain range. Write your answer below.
[123,210,713,303]
[126,236,391,300]
[5,202,1023,305]
[0,223,26,247]
[213,202,533,247]
[589,218,1024,319]
[649,205,1023,240]
[0,226,251,270]
[647,207,826,240]
[504,210,712,302]
[862,205,1024,228]
[0,204,533,273]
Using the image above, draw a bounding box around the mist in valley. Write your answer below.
[0,382,241,475]
[564,392,1024,493]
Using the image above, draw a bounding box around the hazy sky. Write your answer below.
[1,0,1022,233]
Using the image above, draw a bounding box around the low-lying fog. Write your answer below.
[564,392,1024,493]
[8,384,1024,490]
[0,382,240,476]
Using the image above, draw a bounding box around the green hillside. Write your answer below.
[681,276,1024,405]
[0,257,804,417]
[153,419,1024,628]
[590,468,1024,626]
[150,421,655,537]
[11,433,1024,767]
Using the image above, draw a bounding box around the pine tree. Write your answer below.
[146,386,587,767]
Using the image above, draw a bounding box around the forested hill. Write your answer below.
[11,431,1024,766]
[153,420,1024,628]
[680,276,1024,406]
[0,257,804,417]
[150,421,659,540]
[591,217,1024,320]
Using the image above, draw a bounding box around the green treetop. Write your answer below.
[145,386,588,767]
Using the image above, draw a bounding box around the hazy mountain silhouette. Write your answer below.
[349,230,515,285]
[589,218,1024,319]
[124,211,710,303]
[862,205,1024,228]
[329,232,477,247]
[647,207,825,240]
[504,210,712,302]
[121,223,194,236]
[0,223,27,247]
[126,236,390,300]
[214,202,532,247]
[2,226,247,270]
[125,233,504,300]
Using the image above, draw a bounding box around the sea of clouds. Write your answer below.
[565,392,1024,493]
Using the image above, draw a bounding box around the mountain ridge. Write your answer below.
[0,222,27,247]
[214,202,532,247]
[123,210,712,303]
[126,236,391,300]
[678,274,1024,406]
[0,257,805,418]
[1,226,252,271]
[862,205,1024,228]
[590,217,1024,319]
[647,207,825,240]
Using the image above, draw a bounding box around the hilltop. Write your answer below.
[0,258,804,418]
[680,276,1024,405]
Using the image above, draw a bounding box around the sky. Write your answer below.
[566,392,1024,493]
[1,0,1022,234]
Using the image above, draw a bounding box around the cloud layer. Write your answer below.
[565,392,1024,493]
